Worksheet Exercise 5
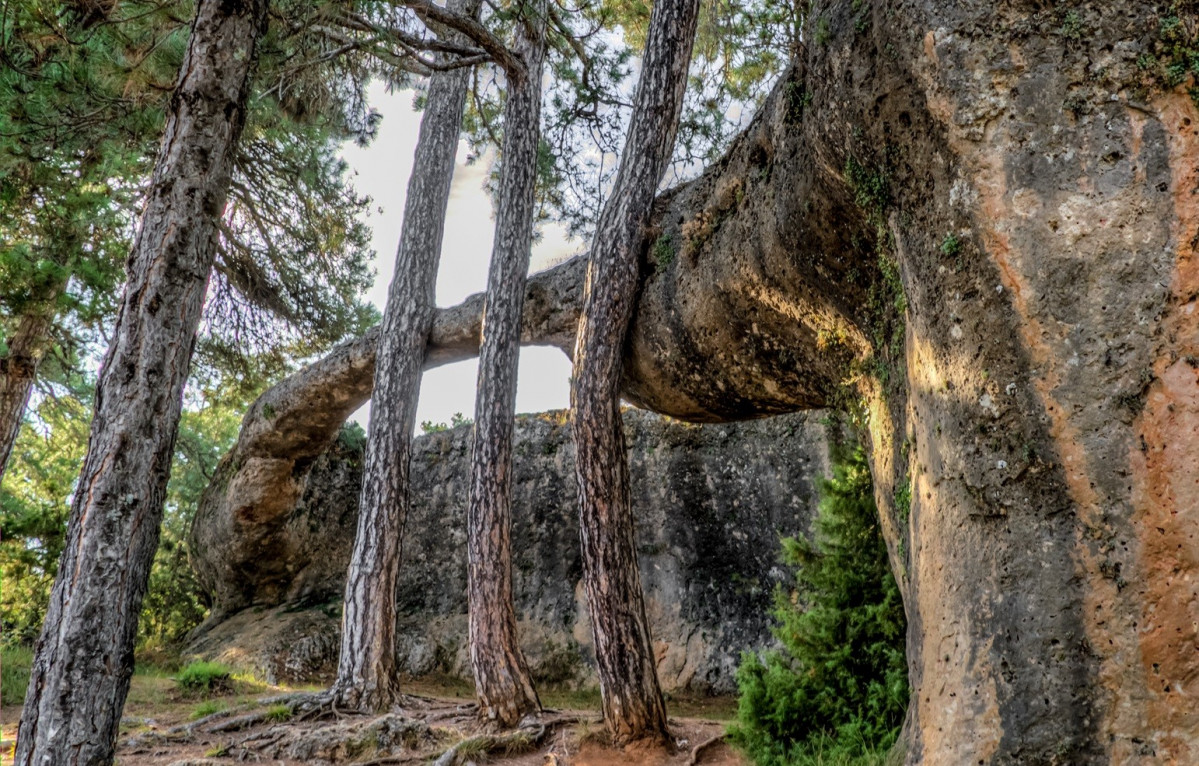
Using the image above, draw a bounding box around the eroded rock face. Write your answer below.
[188,410,837,693]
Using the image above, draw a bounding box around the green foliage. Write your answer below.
[784,80,813,123]
[844,155,906,386]
[1059,11,1083,41]
[1,372,245,652]
[814,17,832,46]
[938,233,961,259]
[2,645,33,706]
[653,233,677,268]
[843,157,891,217]
[1144,3,1199,108]
[730,447,908,765]
[0,375,92,646]
[0,0,380,404]
[138,391,243,650]
[420,412,473,434]
[463,0,803,237]
[337,421,368,453]
[175,661,233,694]
[893,480,911,523]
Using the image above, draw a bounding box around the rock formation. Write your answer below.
[188,410,836,694]
[195,1,1199,761]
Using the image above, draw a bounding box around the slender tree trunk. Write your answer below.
[466,1,546,728]
[14,0,267,762]
[0,289,61,487]
[331,0,479,712]
[569,0,699,747]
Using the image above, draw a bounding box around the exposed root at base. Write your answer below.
[430,723,547,766]
[134,692,734,766]
[686,733,727,765]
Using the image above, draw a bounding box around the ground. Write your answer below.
[0,672,745,766]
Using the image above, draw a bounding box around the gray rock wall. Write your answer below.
[188,409,836,694]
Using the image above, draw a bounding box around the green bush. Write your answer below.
[175,661,233,694]
[730,446,908,765]
[2,644,33,706]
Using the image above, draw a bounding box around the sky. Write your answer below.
[339,81,578,429]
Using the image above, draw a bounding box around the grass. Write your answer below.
[264,703,292,722]
[191,699,228,719]
[539,686,602,712]
[175,660,233,694]
[1,645,33,706]
[786,731,900,765]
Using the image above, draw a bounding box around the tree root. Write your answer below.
[686,733,727,765]
[430,723,547,766]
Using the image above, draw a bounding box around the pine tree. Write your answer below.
[731,446,908,765]
[467,0,547,728]
[569,0,701,744]
[331,0,485,713]
[0,0,379,483]
[15,0,270,760]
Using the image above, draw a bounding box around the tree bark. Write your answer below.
[568,0,699,746]
[0,291,60,488]
[15,0,267,762]
[331,0,480,713]
[466,0,546,728]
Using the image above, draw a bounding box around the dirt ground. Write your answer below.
[0,675,746,766]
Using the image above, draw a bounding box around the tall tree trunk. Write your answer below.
[466,1,546,728]
[0,290,61,487]
[569,0,699,747]
[331,0,479,712]
[14,0,267,762]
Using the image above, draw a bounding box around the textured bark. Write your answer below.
[466,1,545,728]
[568,0,699,746]
[0,291,60,487]
[15,0,267,762]
[330,0,480,713]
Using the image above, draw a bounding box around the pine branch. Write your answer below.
[384,0,523,77]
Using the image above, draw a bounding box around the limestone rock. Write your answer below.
[187,410,836,694]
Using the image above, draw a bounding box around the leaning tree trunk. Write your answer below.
[466,0,546,728]
[14,0,267,762]
[331,0,479,712]
[569,0,699,746]
[0,289,60,487]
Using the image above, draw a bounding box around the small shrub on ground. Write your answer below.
[175,661,233,694]
[730,446,908,765]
